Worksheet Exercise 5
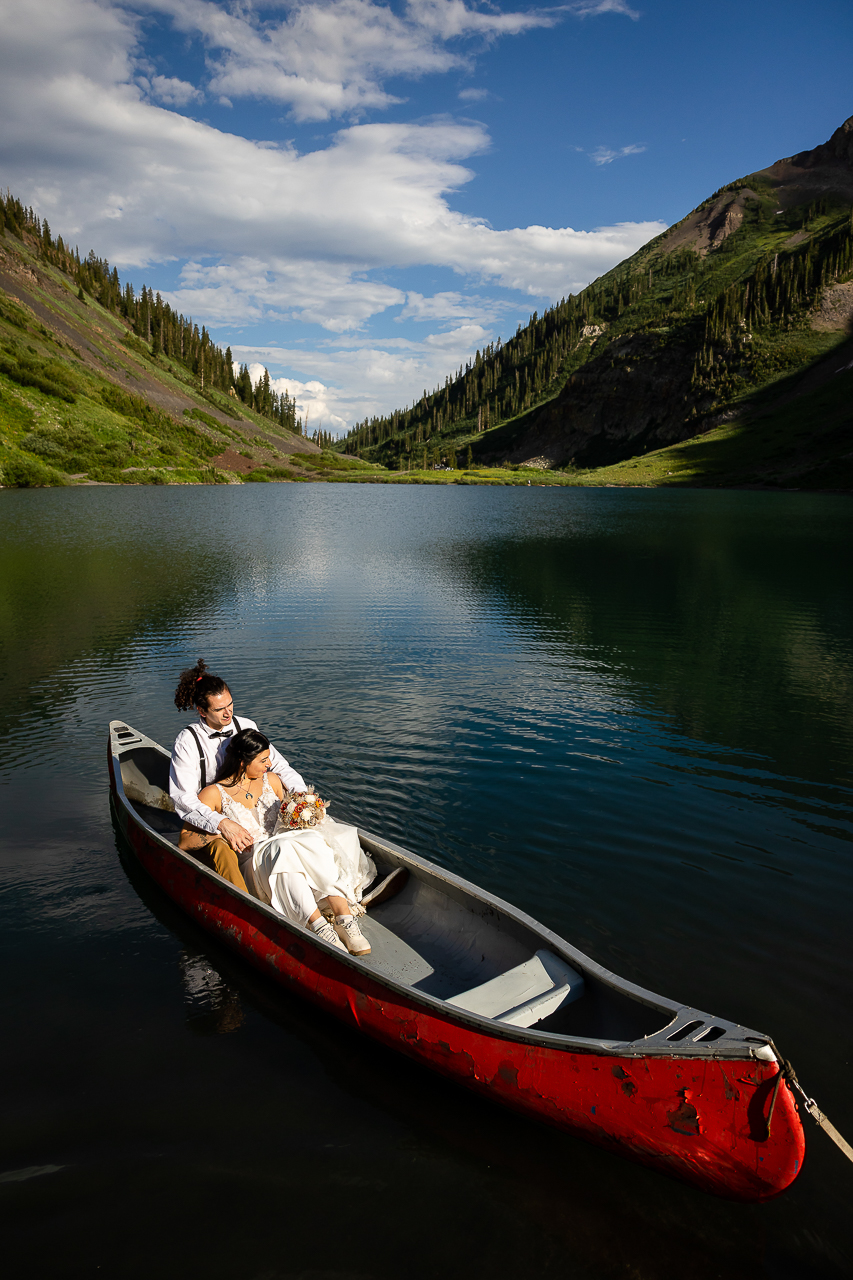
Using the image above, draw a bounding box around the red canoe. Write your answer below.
[109,720,805,1201]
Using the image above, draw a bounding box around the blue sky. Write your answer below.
[1,0,851,432]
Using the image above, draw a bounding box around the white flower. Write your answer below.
[285,800,297,813]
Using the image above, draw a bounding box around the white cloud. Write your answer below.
[141,0,566,122]
[167,255,407,333]
[398,290,503,323]
[149,74,203,106]
[0,0,663,430]
[458,86,488,101]
[234,326,496,428]
[424,322,489,348]
[589,143,646,165]
[570,0,640,17]
[244,365,348,430]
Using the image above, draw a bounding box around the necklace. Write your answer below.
[234,775,256,802]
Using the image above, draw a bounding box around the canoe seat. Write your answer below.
[446,949,585,1028]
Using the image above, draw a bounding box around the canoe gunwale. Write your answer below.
[107,720,779,1065]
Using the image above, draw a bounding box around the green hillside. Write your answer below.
[337,116,853,490]
[0,194,350,487]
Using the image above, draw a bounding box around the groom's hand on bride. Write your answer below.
[218,817,254,852]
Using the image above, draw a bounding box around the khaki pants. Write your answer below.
[191,836,248,894]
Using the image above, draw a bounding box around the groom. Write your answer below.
[170,661,307,888]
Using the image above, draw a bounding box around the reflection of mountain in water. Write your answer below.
[460,499,853,785]
[0,492,238,750]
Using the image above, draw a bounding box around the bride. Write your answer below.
[189,728,375,956]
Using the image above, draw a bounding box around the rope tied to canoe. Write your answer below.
[769,1058,853,1165]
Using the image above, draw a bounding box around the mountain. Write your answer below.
[338,116,853,490]
[0,198,365,487]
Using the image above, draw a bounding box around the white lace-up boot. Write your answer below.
[310,917,347,951]
[334,914,371,956]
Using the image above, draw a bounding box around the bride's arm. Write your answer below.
[198,783,224,812]
[267,773,284,801]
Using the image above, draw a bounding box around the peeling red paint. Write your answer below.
[667,1092,701,1136]
[720,1066,740,1102]
[497,1061,519,1088]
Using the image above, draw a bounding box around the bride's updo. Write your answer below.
[214,729,271,784]
[174,659,229,712]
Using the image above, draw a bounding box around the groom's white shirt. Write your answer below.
[169,714,307,834]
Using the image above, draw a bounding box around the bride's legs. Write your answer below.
[324,894,350,919]
[271,876,369,956]
[274,871,323,924]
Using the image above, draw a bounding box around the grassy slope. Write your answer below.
[466,198,853,485]
[0,227,325,487]
[577,347,853,491]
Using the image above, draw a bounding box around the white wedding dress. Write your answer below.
[215,777,375,919]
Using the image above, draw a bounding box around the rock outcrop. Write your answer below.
[755,114,853,207]
[500,333,698,469]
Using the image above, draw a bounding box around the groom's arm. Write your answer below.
[268,742,307,793]
[169,735,227,834]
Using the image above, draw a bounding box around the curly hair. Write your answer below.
[174,659,230,713]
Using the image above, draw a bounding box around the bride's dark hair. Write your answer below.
[174,659,229,712]
[214,728,270,784]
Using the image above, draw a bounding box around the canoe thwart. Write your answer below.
[446,948,585,1028]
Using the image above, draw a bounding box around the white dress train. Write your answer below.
[253,817,376,924]
[214,776,375,924]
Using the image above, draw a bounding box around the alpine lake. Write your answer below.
[1,482,851,1279]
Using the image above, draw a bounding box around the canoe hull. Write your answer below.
[110,748,804,1202]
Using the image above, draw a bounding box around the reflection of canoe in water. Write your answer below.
[109,719,805,1201]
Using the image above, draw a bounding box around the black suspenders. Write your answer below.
[189,727,207,789]
[190,717,245,790]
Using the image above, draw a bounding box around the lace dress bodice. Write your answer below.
[215,773,279,844]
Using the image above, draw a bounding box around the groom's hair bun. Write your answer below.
[174,659,229,712]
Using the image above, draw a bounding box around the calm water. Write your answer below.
[1,484,852,1278]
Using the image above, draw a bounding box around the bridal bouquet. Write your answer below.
[273,787,328,834]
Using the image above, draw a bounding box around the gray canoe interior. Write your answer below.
[119,742,665,1042]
